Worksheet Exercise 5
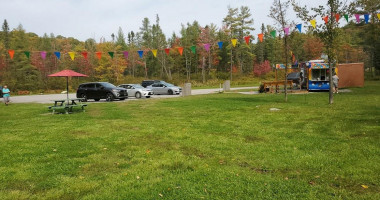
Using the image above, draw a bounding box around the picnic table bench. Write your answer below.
[48,98,87,114]
[262,80,293,93]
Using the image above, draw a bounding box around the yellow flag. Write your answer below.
[68,52,75,60]
[310,19,316,28]
[377,13,380,20]
[231,39,237,47]
[151,49,157,58]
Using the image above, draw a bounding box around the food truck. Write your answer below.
[300,60,337,91]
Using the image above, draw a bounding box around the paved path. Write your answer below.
[9,87,258,104]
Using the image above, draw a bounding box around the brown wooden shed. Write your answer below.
[337,63,364,88]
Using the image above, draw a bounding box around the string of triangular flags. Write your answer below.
[5,13,380,61]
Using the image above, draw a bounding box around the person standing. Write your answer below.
[2,85,10,105]
[332,73,339,93]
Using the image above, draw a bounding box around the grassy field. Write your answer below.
[0,82,379,199]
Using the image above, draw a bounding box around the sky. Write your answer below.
[0,0,353,42]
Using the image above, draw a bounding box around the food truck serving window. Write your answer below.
[311,69,328,81]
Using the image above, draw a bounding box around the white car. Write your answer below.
[147,82,182,95]
[118,84,153,98]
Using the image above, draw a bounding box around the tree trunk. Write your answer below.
[202,56,205,83]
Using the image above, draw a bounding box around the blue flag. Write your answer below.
[217,41,223,49]
[296,24,302,33]
[137,50,144,58]
[364,14,369,24]
[54,52,61,59]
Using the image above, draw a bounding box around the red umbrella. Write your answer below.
[48,70,88,103]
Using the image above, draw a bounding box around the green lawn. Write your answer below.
[0,82,379,199]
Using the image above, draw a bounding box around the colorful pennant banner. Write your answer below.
[165,48,170,55]
[310,19,316,28]
[284,27,290,35]
[24,51,30,59]
[270,30,276,38]
[123,51,129,59]
[204,43,210,52]
[54,51,61,59]
[296,24,302,33]
[8,50,14,59]
[335,13,340,22]
[323,16,329,24]
[41,51,47,60]
[258,33,264,42]
[190,46,196,54]
[82,52,88,59]
[108,52,114,59]
[231,39,237,47]
[364,14,369,24]
[151,49,157,57]
[96,52,102,59]
[217,41,223,49]
[244,36,250,45]
[344,14,349,22]
[138,50,144,58]
[177,47,183,55]
[68,52,75,60]
[355,14,360,23]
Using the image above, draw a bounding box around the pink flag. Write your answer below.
[41,51,47,60]
[123,51,129,59]
[355,14,360,23]
[284,27,290,36]
[203,43,210,52]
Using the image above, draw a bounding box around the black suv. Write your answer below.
[141,80,161,88]
[76,82,128,102]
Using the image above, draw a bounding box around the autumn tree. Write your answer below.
[292,0,349,104]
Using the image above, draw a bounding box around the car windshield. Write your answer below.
[132,84,144,88]
[102,82,116,88]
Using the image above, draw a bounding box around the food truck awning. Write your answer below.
[308,62,330,69]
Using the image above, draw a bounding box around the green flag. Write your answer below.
[344,14,349,22]
[108,52,114,59]
[190,46,196,54]
[24,51,30,59]
[270,30,276,38]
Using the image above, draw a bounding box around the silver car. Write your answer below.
[118,84,153,98]
[147,82,182,95]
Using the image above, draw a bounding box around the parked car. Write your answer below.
[0,85,2,97]
[141,80,160,88]
[76,82,128,102]
[118,84,153,98]
[287,72,306,88]
[147,82,182,95]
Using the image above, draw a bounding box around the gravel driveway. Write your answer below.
[8,87,258,104]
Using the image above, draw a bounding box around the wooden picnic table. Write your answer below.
[49,98,87,114]
[262,80,293,93]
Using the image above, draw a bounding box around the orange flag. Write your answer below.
[323,16,329,24]
[335,13,340,22]
[177,47,183,56]
[8,50,15,59]
[96,52,102,59]
[258,34,264,42]
[244,36,250,44]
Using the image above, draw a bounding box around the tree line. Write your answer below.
[0,0,378,92]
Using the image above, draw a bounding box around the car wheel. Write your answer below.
[119,98,125,100]
[94,99,100,101]
[81,94,88,102]
[146,96,150,98]
[135,92,142,98]
[106,93,114,102]
[168,90,173,95]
